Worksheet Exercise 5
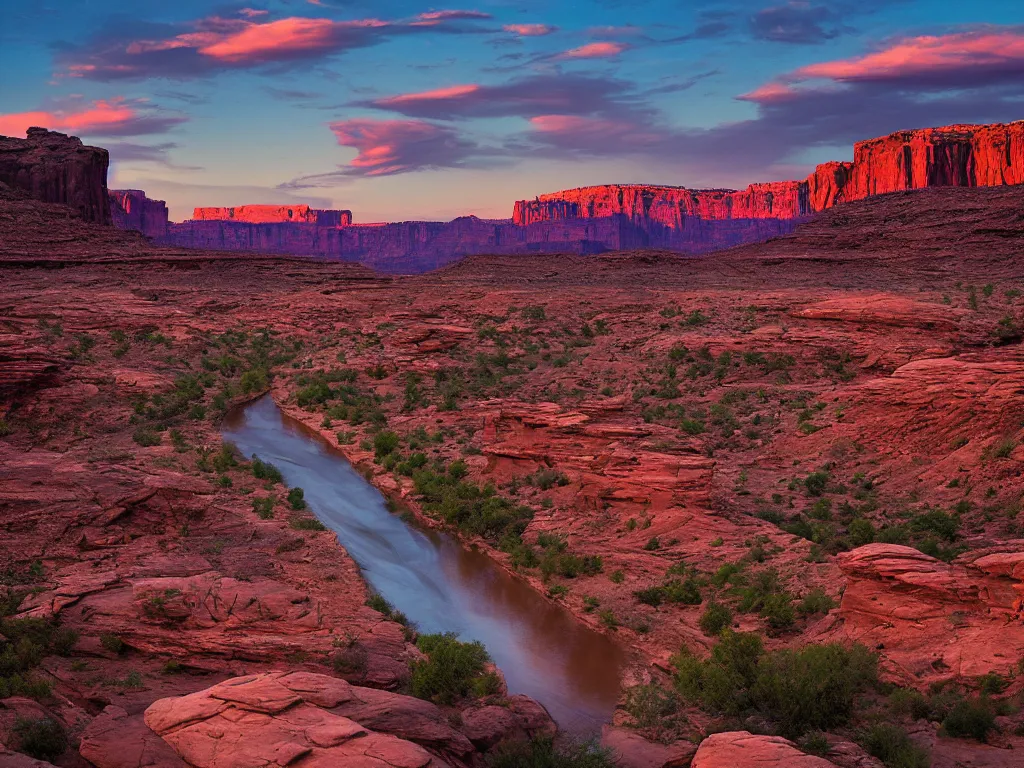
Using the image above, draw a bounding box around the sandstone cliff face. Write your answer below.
[109,189,169,239]
[515,121,1024,226]
[192,204,352,226]
[514,182,810,226]
[0,128,110,224]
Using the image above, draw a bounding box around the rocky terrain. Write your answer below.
[1,135,1024,768]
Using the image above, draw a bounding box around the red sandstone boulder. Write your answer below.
[600,725,696,768]
[692,731,839,768]
[144,673,449,768]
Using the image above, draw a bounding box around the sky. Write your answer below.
[1,1,1022,222]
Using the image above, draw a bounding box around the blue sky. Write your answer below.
[2,0,1022,221]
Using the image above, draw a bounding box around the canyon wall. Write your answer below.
[518,122,1024,228]
[163,215,645,273]
[109,189,169,239]
[0,128,111,224]
[513,182,810,226]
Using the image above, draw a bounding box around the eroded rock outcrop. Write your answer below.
[108,190,169,239]
[0,128,110,224]
[832,544,1024,683]
[138,672,552,768]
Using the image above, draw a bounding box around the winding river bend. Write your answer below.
[223,395,626,733]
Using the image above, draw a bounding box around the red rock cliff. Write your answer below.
[0,128,110,224]
[515,121,1024,225]
[109,189,169,239]
[193,204,352,226]
[513,182,809,226]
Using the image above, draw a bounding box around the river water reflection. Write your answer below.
[223,395,626,733]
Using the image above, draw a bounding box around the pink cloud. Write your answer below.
[503,23,557,36]
[413,10,492,25]
[559,41,626,59]
[744,29,1024,104]
[65,9,479,78]
[376,84,481,106]
[0,99,184,138]
[738,82,800,103]
[794,30,1024,82]
[202,18,383,62]
[327,118,477,176]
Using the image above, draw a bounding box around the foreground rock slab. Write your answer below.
[692,731,838,768]
[143,672,454,768]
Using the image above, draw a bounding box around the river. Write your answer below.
[222,395,626,734]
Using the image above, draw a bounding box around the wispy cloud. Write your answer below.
[558,41,627,59]
[0,97,187,138]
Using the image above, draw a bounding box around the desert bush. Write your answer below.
[674,632,878,739]
[860,723,930,768]
[700,601,734,636]
[411,633,491,704]
[13,717,67,760]
[942,697,996,741]
[485,737,615,768]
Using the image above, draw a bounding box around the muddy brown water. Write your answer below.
[223,395,626,733]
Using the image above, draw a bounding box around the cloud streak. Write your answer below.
[59,9,493,80]
[0,98,187,138]
[361,73,639,120]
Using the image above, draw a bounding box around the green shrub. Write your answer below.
[251,456,283,484]
[848,518,875,546]
[804,471,829,497]
[798,589,835,616]
[366,594,394,616]
[674,632,878,739]
[800,732,831,757]
[485,737,615,768]
[100,633,124,654]
[411,633,491,704]
[13,717,67,760]
[374,431,400,458]
[289,517,326,531]
[287,487,306,510]
[623,683,684,741]
[700,601,733,636]
[252,496,275,519]
[942,697,996,741]
[860,723,930,768]
[132,427,161,447]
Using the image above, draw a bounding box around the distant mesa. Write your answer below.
[192,204,352,227]
[4,121,1024,273]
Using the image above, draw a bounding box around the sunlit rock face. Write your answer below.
[109,189,169,239]
[0,128,111,225]
[192,204,353,226]
[517,122,1024,228]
